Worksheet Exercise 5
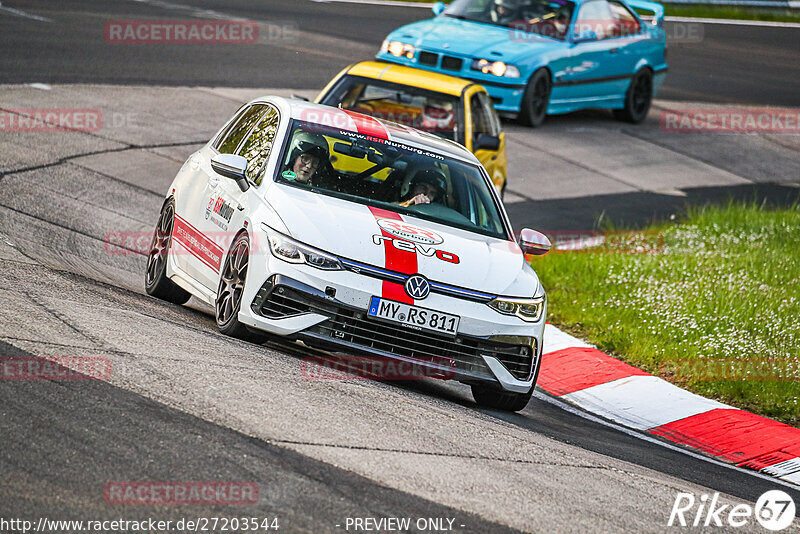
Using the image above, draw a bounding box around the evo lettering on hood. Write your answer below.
[372,235,459,264]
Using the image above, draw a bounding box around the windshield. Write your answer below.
[275,119,508,240]
[318,76,463,143]
[445,0,576,41]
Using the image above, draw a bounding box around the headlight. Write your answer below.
[471,59,520,78]
[488,295,545,322]
[264,226,343,271]
[384,40,415,59]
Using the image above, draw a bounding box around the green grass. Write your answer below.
[395,0,800,23]
[531,202,800,425]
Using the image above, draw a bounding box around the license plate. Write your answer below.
[367,297,460,337]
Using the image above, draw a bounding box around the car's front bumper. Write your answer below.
[237,253,544,393]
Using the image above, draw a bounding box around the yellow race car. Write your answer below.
[316,61,508,198]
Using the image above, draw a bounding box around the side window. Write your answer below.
[216,104,267,154]
[608,0,641,36]
[238,106,280,185]
[470,92,499,145]
[470,94,491,142]
[575,0,617,40]
[476,92,500,136]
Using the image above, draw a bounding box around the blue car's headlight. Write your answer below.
[471,59,520,78]
[381,40,415,60]
[488,295,545,322]
[264,226,343,271]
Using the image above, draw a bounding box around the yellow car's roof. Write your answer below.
[347,61,474,97]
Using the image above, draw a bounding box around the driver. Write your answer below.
[420,99,455,135]
[398,169,447,208]
[283,131,329,185]
[491,0,520,24]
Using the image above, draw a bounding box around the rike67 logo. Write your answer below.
[669,490,796,531]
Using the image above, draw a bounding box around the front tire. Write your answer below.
[216,232,251,339]
[471,383,533,412]
[614,68,653,124]
[145,200,192,305]
[472,350,542,412]
[518,69,551,128]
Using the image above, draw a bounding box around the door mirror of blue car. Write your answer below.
[475,134,501,151]
[211,154,250,192]
[572,29,598,43]
[432,1,446,16]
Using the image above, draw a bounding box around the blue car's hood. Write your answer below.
[390,16,562,63]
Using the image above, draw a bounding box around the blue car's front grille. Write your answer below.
[441,55,463,71]
[418,51,438,66]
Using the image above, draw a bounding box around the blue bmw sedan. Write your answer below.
[376,0,667,127]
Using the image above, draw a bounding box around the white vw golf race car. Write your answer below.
[145,97,551,411]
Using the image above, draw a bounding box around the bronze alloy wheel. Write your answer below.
[216,232,251,338]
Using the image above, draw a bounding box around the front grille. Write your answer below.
[418,51,439,66]
[441,55,463,71]
[253,281,534,381]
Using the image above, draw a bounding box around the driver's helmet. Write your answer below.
[408,168,447,203]
[491,0,520,23]
[420,100,455,133]
[287,130,329,168]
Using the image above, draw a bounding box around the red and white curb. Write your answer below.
[540,324,800,486]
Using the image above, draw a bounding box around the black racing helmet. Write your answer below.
[287,131,329,168]
[409,168,447,202]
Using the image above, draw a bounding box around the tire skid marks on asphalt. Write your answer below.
[540,324,800,485]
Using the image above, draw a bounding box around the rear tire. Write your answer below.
[518,69,551,128]
[145,200,192,305]
[216,232,252,339]
[613,68,653,124]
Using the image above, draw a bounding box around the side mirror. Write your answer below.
[291,94,310,102]
[474,133,500,151]
[211,153,250,192]
[519,229,551,256]
[432,1,446,16]
[572,29,598,43]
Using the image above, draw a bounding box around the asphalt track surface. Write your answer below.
[0,0,799,106]
[1,1,800,533]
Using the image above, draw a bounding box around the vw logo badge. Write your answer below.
[405,275,430,300]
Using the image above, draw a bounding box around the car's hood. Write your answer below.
[390,17,560,63]
[266,185,540,297]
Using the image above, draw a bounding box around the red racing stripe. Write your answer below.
[537,347,650,396]
[650,408,800,465]
[367,206,416,304]
[342,109,389,140]
[173,214,224,273]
